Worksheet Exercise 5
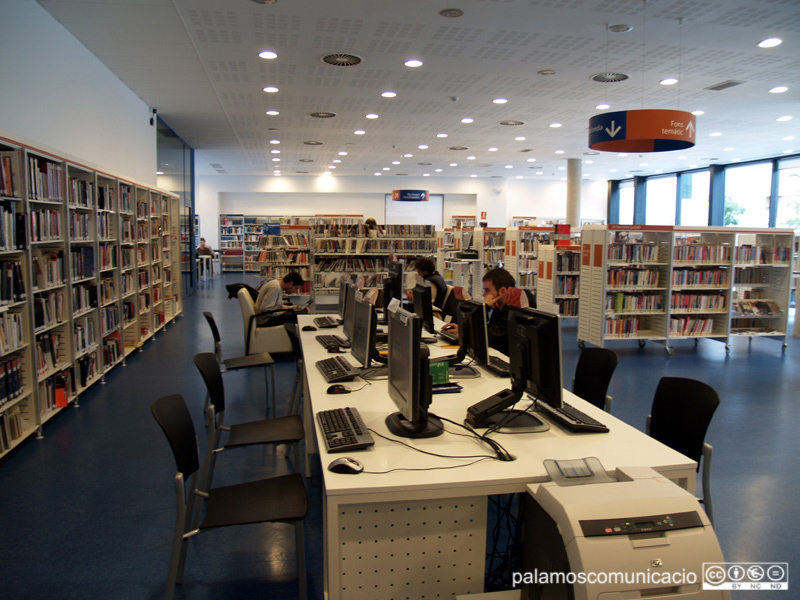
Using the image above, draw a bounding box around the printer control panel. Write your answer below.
[579,510,703,537]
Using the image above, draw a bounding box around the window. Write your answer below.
[678,170,709,226]
[645,175,677,225]
[618,181,634,224]
[775,157,800,232]
[724,162,772,228]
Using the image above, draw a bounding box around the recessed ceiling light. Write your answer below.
[782,136,795,141]
[381,91,397,98]
[691,110,705,116]
[758,37,782,48]
[618,153,628,157]
[328,165,336,169]
[660,78,678,85]
[555,150,565,155]
[437,133,448,138]
[382,167,390,171]
[723,147,734,151]
[403,153,413,158]
[366,113,379,119]
[536,172,542,175]
[467,156,476,160]
[262,86,279,93]
[526,158,536,163]
[782,149,795,154]
[265,110,279,116]
[584,160,594,164]
[505,165,513,169]
[392,161,400,165]
[337,152,347,156]
[423,173,431,177]
[461,117,474,124]
[404,59,423,68]
[354,129,366,135]
[449,163,458,167]
[272,158,280,162]
[374,172,381,176]
[271,149,280,154]
[777,115,793,122]
[488,147,498,152]
[470,174,478,178]
[270,139,280,144]
[549,122,562,128]
[418,144,429,150]
[156,171,164,175]
[769,86,788,94]
[493,98,508,104]
[258,50,278,60]
[333,159,341,163]
[515,136,526,141]
[595,103,610,110]
[435,168,443,172]
[709,131,722,136]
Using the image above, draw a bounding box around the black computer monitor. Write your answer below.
[455,300,490,366]
[507,306,563,409]
[382,260,404,312]
[386,306,442,438]
[465,306,562,428]
[412,281,434,334]
[337,275,351,319]
[350,294,377,369]
[341,282,358,342]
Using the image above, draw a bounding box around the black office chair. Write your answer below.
[192,353,305,527]
[647,376,720,523]
[283,323,305,416]
[151,394,308,600]
[571,347,619,412]
[202,312,276,417]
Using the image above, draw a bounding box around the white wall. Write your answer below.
[0,0,156,186]
[197,173,608,248]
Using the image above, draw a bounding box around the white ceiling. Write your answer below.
[38,0,800,181]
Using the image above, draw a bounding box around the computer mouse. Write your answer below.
[327,384,351,394]
[327,456,364,474]
[328,347,344,354]
[301,325,317,331]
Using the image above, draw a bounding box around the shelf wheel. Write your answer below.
[783,343,788,353]
[638,339,646,349]
[577,340,585,349]
[665,347,674,357]
[725,345,731,356]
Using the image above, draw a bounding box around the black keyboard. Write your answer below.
[485,356,510,377]
[316,355,360,383]
[316,334,350,349]
[317,406,375,453]
[314,316,340,329]
[536,401,609,433]
[437,328,459,343]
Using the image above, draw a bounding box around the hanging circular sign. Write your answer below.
[588,109,696,152]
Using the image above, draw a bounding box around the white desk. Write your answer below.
[297,315,697,600]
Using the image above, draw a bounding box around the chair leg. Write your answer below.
[702,443,713,524]
[295,520,307,600]
[270,364,277,417]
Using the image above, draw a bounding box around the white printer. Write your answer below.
[521,464,729,600]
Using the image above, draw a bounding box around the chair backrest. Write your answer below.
[452,286,472,302]
[283,323,302,360]
[572,347,619,410]
[151,394,200,479]
[237,288,256,351]
[650,377,720,463]
[504,287,529,308]
[193,352,226,414]
[202,312,223,362]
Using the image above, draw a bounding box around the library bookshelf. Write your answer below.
[578,225,793,356]
[538,244,581,318]
[0,137,182,459]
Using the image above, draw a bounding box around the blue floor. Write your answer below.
[0,273,796,599]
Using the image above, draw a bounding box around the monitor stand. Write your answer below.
[360,366,388,380]
[479,410,549,432]
[386,413,444,438]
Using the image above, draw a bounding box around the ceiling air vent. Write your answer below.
[591,72,629,83]
[450,146,469,151]
[499,120,525,126]
[321,53,363,67]
[704,80,744,92]
[309,112,337,118]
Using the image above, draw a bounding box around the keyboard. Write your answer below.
[437,328,459,343]
[314,316,340,329]
[316,355,360,383]
[535,401,609,433]
[317,406,375,453]
[485,356,511,377]
[316,334,350,349]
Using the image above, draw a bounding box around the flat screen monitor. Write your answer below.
[507,306,563,409]
[341,282,358,342]
[337,275,351,319]
[412,281,435,334]
[382,260,404,312]
[350,294,377,369]
[386,306,442,438]
[455,300,490,365]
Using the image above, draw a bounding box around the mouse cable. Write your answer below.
[367,427,501,461]
[483,401,541,437]
[363,456,496,475]
[434,415,514,462]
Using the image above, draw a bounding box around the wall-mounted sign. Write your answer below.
[392,189,429,201]
[588,109,696,152]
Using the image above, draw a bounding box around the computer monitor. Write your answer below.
[412,281,435,334]
[386,306,442,438]
[341,282,358,342]
[337,275,351,319]
[507,306,563,409]
[382,260,404,312]
[455,300,490,366]
[350,294,377,369]
[465,306,562,428]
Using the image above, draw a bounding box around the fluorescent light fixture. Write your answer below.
[403,153,413,158]
[333,159,341,163]
[493,98,508,104]
[617,153,627,157]
[449,163,458,167]
[723,147,734,151]
[262,86,279,93]
[660,77,678,85]
[374,172,381,176]
[418,144,428,149]
[404,59,423,67]
[271,149,280,154]
[354,129,366,135]
[338,151,348,156]
[758,37,782,48]
[461,117,474,124]
[392,161,400,165]
[505,165,513,169]
[488,147,498,152]
[270,139,280,144]
[596,103,610,110]
[258,50,278,59]
[782,136,795,141]
[470,174,478,178]
[366,113,379,119]
[272,158,280,162]
[382,167,390,171]
[156,171,164,175]
[435,168,443,172]
[381,91,397,98]
[467,156,476,160]
[437,133,448,138]
[265,110,279,116]
[423,173,430,177]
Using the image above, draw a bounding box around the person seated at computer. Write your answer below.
[441,267,516,355]
[255,271,305,313]
[197,237,213,256]
[405,257,448,309]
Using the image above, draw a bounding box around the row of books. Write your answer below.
[483,249,504,264]
[35,331,62,377]
[517,272,536,288]
[97,184,115,212]
[669,317,715,336]
[253,249,308,265]
[671,268,728,287]
[33,291,65,331]
[39,370,71,412]
[72,283,96,314]
[68,212,94,241]
[0,154,17,197]
[733,268,767,285]
[258,266,311,281]
[557,298,579,317]
[0,356,24,408]
[103,337,120,368]
[75,355,97,388]
[607,242,659,263]
[606,292,664,314]
[100,278,117,304]
[673,244,731,264]
[604,317,641,337]
[68,178,93,208]
[121,219,133,241]
[556,276,579,296]
[0,202,25,251]
[607,268,660,288]
[29,209,62,242]
[0,406,27,452]
[0,261,26,304]
[136,200,149,219]
[731,300,782,317]
[0,312,25,355]
[74,318,96,354]
[28,157,65,201]
[98,213,116,240]
[734,245,791,264]
[99,244,117,270]
[556,251,581,271]
[670,292,727,311]
[315,257,389,272]
[70,247,95,280]
[482,232,505,248]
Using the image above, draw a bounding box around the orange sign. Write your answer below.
[589,109,696,152]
